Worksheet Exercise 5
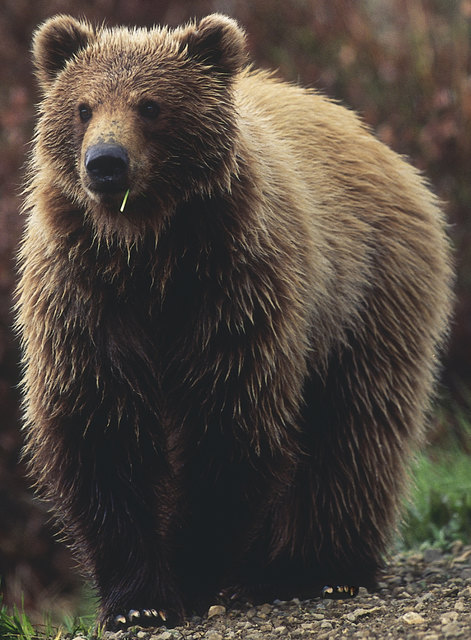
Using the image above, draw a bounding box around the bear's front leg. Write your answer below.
[44,413,184,630]
[92,497,184,631]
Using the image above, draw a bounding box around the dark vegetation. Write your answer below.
[0,0,470,623]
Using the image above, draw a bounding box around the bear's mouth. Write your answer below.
[89,179,128,195]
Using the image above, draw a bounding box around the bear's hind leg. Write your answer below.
[269,328,428,595]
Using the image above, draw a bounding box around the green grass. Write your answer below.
[0,599,37,640]
[400,447,471,550]
[0,597,98,640]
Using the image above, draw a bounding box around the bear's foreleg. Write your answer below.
[29,406,184,629]
[85,430,183,629]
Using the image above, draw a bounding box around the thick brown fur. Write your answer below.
[17,13,453,628]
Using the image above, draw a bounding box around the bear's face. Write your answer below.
[32,15,246,238]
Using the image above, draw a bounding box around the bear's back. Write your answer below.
[235,69,448,261]
[236,70,437,219]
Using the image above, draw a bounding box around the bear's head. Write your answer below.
[31,14,247,240]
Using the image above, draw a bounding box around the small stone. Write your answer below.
[258,603,273,615]
[137,633,147,639]
[345,608,369,622]
[204,631,223,640]
[423,548,443,563]
[345,607,382,623]
[402,611,425,625]
[451,540,464,554]
[441,623,464,638]
[454,599,466,611]
[274,626,287,634]
[207,605,226,619]
[408,553,424,564]
[441,612,459,625]
[424,569,445,581]
[454,548,471,563]
[320,621,333,629]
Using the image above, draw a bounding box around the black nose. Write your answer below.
[85,144,129,193]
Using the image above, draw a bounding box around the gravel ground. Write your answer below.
[81,542,471,640]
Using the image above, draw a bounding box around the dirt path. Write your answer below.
[96,543,471,640]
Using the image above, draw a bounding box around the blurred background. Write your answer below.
[1,0,470,623]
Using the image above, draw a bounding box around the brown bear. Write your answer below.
[17,13,453,629]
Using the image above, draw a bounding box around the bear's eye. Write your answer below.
[78,104,92,123]
[138,100,161,120]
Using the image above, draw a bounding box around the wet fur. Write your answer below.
[17,14,453,626]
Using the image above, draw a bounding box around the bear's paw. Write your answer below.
[110,608,168,630]
[321,585,359,599]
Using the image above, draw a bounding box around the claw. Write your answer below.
[113,614,127,626]
[128,609,141,622]
[110,607,165,630]
[321,585,359,599]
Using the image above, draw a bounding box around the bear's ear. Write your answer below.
[32,15,95,90]
[180,14,247,78]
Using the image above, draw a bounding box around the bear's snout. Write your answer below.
[85,143,129,194]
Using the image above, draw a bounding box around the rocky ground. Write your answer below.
[81,543,471,640]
